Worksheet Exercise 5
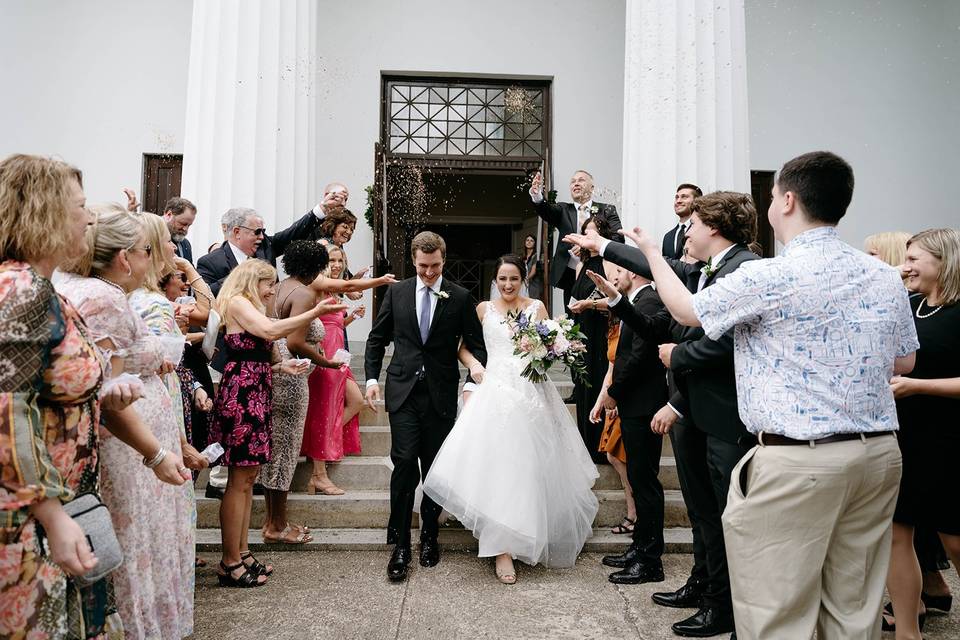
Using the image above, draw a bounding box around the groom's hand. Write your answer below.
[365,383,380,410]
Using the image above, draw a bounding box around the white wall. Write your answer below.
[745,0,960,245]
[0,0,193,205]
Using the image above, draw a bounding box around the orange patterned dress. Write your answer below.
[598,323,626,463]
[0,261,121,639]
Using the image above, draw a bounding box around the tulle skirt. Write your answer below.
[423,362,599,568]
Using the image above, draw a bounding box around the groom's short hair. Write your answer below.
[411,231,446,259]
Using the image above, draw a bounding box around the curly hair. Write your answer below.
[216,259,277,325]
[282,240,329,280]
[0,154,83,263]
[692,191,757,247]
[319,208,357,239]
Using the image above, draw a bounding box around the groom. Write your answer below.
[364,231,486,582]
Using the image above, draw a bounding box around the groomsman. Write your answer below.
[662,183,702,260]
[590,266,671,584]
[564,191,760,638]
[529,170,623,307]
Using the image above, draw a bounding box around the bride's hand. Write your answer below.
[589,401,603,424]
[468,363,485,384]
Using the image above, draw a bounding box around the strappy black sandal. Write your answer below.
[240,550,274,576]
[217,561,266,588]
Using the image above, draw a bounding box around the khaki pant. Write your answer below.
[722,434,901,639]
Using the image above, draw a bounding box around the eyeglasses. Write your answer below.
[127,243,152,256]
[239,226,266,237]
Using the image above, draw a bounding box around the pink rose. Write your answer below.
[518,336,533,353]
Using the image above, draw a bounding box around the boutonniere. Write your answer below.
[433,290,450,300]
[589,204,599,215]
[700,257,717,278]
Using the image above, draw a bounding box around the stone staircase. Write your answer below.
[195,345,693,553]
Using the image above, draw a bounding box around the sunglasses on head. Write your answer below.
[127,243,152,256]
[240,225,266,237]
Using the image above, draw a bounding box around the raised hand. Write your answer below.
[585,270,618,300]
[315,297,348,317]
[530,171,543,195]
[122,188,140,212]
[379,273,398,286]
[562,228,602,255]
[620,226,658,254]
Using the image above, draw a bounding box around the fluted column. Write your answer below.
[181,0,317,257]
[621,0,750,236]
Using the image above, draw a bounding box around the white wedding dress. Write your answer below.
[423,300,599,568]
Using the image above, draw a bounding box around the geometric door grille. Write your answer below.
[385,80,545,159]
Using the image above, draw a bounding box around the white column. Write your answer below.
[180,0,318,259]
[621,0,750,237]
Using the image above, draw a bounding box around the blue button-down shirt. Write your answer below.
[692,226,919,439]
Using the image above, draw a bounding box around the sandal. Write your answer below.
[882,601,926,632]
[217,561,266,588]
[263,524,313,544]
[306,475,345,496]
[495,556,516,585]
[240,551,274,576]
[611,516,636,535]
[195,557,207,568]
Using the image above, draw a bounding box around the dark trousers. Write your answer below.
[386,379,454,547]
[672,421,748,612]
[556,267,575,310]
[183,342,213,448]
[620,415,665,564]
[669,418,708,585]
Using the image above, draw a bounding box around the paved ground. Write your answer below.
[193,551,959,640]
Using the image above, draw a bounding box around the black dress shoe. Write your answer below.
[204,484,224,500]
[608,561,665,585]
[651,582,704,609]
[602,545,641,568]
[419,538,440,567]
[387,546,411,582]
[671,607,735,638]
[252,483,264,496]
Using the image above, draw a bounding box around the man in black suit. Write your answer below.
[364,231,486,582]
[529,170,623,308]
[662,183,703,260]
[162,197,198,262]
[591,265,671,585]
[197,206,323,296]
[564,191,759,638]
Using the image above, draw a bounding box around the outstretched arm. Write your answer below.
[620,228,699,327]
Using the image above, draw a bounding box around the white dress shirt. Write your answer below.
[228,241,249,265]
[696,243,737,292]
[530,188,594,268]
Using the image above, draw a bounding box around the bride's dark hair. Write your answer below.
[494,254,527,281]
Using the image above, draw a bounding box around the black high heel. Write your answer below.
[881,602,927,632]
[217,561,265,588]
[921,591,952,612]
[240,550,273,576]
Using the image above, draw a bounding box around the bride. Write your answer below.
[423,255,599,584]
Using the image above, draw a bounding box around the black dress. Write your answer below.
[893,297,960,534]
[569,253,610,464]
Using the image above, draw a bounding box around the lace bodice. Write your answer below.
[482,299,542,376]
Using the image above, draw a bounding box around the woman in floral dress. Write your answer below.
[211,259,344,587]
[0,154,185,639]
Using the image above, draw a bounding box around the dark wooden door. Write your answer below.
[750,170,776,257]
[141,154,183,214]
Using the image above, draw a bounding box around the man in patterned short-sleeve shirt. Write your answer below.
[629,151,918,639]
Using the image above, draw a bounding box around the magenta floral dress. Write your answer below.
[210,332,273,466]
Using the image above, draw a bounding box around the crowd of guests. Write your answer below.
[0,154,392,637]
[535,159,959,639]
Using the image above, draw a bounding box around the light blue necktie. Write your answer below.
[419,285,432,343]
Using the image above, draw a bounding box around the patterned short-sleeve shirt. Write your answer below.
[691,226,919,439]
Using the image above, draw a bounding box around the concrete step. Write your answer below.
[195,526,694,553]
[195,489,689,530]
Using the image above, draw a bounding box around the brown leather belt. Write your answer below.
[757,430,895,446]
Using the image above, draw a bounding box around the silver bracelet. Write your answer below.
[143,447,167,469]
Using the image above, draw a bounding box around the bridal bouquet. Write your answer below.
[507,310,589,385]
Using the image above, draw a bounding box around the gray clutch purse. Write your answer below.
[40,493,123,586]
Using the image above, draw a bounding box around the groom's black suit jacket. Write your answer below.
[602,242,759,444]
[364,277,486,419]
[532,199,623,286]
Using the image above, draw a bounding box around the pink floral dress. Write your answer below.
[56,274,193,640]
[0,261,121,639]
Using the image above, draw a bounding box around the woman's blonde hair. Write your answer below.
[216,259,277,325]
[325,244,348,278]
[907,228,960,306]
[864,231,910,267]
[139,212,175,293]
[0,154,83,263]
[61,203,142,277]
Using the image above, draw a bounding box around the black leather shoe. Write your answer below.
[252,483,264,496]
[671,607,735,637]
[608,561,665,585]
[387,546,411,582]
[651,582,704,609]
[419,537,440,567]
[602,545,640,568]
[204,484,224,500]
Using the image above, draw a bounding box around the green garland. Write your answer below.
[363,184,374,230]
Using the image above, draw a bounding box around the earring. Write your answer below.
[126,266,132,277]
